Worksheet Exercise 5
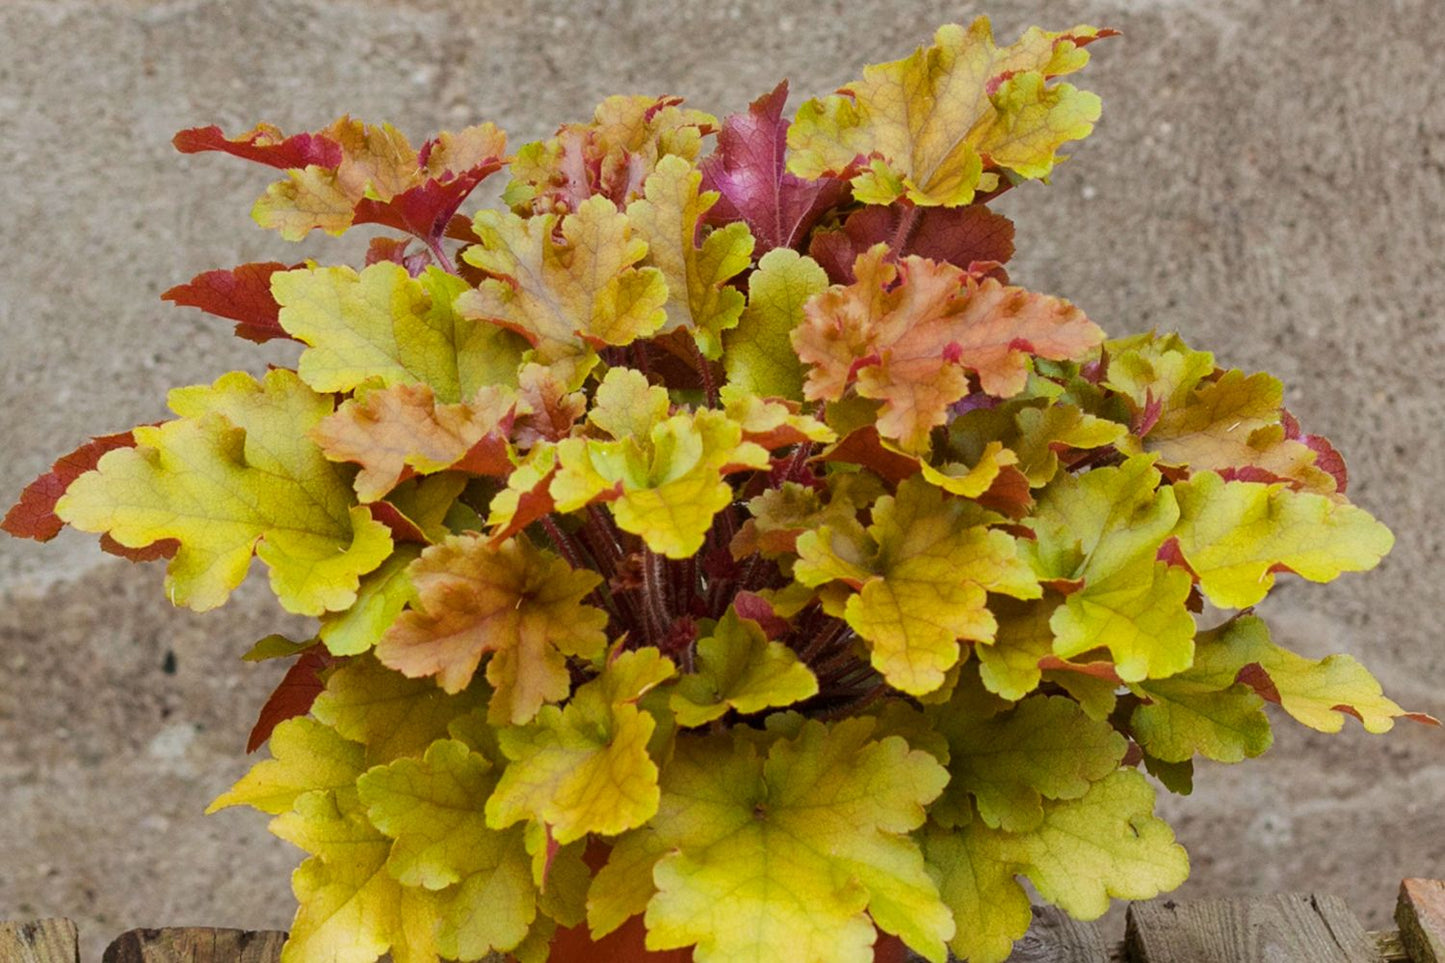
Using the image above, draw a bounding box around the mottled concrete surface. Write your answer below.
[1,0,1442,957]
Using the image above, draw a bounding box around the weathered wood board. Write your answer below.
[1127,893,1381,963]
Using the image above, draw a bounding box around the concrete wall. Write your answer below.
[2,0,1442,956]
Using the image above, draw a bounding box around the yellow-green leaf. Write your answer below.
[318,547,421,657]
[1208,616,1413,734]
[930,694,1126,832]
[56,369,393,615]
[787,18,1107,206]
[486,649,675,843]
[311,653,490,765]
[1170,471,1393,609]
[1027,456,1194,681]
[358,738,537,959]
[643,717,953,963]
[723,248,829,401]
[459,196,669,382]
[273,263,524,402]
[208,716,363,816]
[671,608,819,726]
[273,790,443,963]
[796,477,1038,695]
[553,408,770,558]
[627,154,756,358]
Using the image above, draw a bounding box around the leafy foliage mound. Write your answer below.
[5,18,1429,963]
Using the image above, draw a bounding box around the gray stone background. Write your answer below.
[1,0,1441,957]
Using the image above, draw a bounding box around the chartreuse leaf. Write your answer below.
[273,263,524,402]
[311,654,490,765]
[317,547,420,657]
[796,477,1038,695]
[930,693,1126,832]
[358,738,538,959]
[926,770,1187,963]
[787,18,1106,206]
[208,716,363,815]
[272,789,443,963]
[642,717,953,963]
[553,407,770,558]
[975,597,1057,700]
[376,533,608,723]
[1129,625,1273,764]
[1169,471,1393,609]
[671,608,818,726]
[723,248,829,401]
[949,399,1126,488]
[459,196,669,384]
[627,154,756,358]
[1027,456,1194,681]
[487,649,675,844]
[1207,616,1413,734]
[55,369,392,616]
[920,824,1031,963]
[793,248,1102,451]
[720,385,835,449]
[588,826,673,938]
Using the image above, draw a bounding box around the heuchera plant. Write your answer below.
[5,18,1433,963]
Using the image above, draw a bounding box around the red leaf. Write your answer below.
[100,533,179,562]
[368,502,432,545]
[162,262,301,344]
[699,81,849,253]
[246,648,332,753]
[732,591,791,640]
[1234,662,1283,704]
[809,203,1015,284]
[365,238,433,276]
[353,159,507,242]
[816,427,919,485]
[172,124,342,169]
[4,431,138,540]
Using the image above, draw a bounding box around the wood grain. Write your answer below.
[1397,878,1445,963]
[101,929,286,963]
[1126,894,1381,962]
[1005,905,1111,963]
[0,920,78,963]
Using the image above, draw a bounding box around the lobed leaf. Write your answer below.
[787,18,1109,206]
[274,262,525,402]
[699,81,849,255]
[55,369,393,615]
[486,649,675,844]
[642,717,953,963]
[627,154,756,358]
[375,533,608,722]
[670,608,818,726]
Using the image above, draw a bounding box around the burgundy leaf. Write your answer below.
[246,648,333,753]
[809,203,1015,284]
[700,81,848,253]
[172,124,342,169]
[162,262,301,344]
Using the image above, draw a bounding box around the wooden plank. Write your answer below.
[0,920,78,963]
[1371,930,1411,963]
[1126,894,1381,962]
[1397,879,1445,963]
[1006,905,1111,962]
[101,928,287,963]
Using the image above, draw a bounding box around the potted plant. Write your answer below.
[5,16,1430,963]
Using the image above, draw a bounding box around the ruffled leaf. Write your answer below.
[486,649,675,843]
[670,608,818,726]
[642,718,953,963]
[375,533,608,720]
[787,18,1109,206]
[274,262,525,402]
[699,81,848,254]
[55,369,393,615]
[722,248,829,401]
